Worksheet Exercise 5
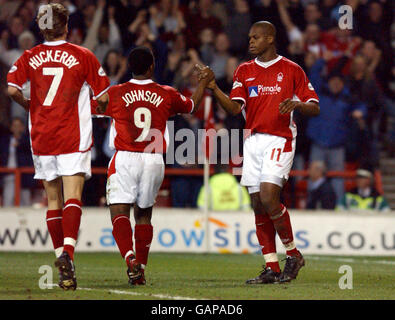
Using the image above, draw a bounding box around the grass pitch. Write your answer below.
[0,252,394,300]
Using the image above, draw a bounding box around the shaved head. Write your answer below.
[252,21,276,40]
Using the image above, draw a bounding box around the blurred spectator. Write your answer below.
[185,0,223,48]
[224,0,251,57]
[0,117,34,206]
[7,15,25,49]
[303,2,328,30]
[199,27,215,65]
[95,5,123,63]
[148,0,186,42]
[0,30,35,66]
[209,32,230,79]
[346,54,387,168]
[0,29,34,121]
[172,48,204,89]
[306,57,367,201]
[306,161,336,209]
[197,164,250,211]
[337,168,390,212]
[163,32,188,85]
[102,49,127,85]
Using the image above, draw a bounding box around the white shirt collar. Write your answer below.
[43,40,67,46]
[129,79,154,85]
[254,55,283,69]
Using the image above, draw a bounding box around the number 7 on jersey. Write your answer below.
[42,67,64,106]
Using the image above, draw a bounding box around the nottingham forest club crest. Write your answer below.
[277,72,283,82]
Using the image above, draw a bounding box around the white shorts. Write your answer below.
[241,133,296,193]
[106,151,165,208]
[32,151,91,181]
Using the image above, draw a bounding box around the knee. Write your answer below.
[251,197,264,214]
[259,193,279,216]
[134,207,152,224]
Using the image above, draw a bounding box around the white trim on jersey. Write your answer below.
[231,97,246,110]
[254,55,283,69]
[78,82,93,152]
[306,98,319,104]
[109,119,116,150]
[7,82,23,90]
[129,79,154,85]
[92,85,110,100]
[189,98,195,114]
[43,40,67,46]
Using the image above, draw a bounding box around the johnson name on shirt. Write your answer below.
[28,50,80,70]
[122,90,164,108]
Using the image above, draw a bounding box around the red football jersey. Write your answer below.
[230,55,319,144]
[7,40,110,155]
[101,79,194,153]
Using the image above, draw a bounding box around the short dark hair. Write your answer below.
[128,46,154,76]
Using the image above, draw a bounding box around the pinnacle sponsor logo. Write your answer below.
[248,84,282,97]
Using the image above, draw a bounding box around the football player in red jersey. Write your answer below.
[199,21,320,284]
[7,3,110,290]
[93,46,214,286]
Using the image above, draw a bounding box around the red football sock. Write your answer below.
[255,213,280,273]
[270,204,299,257]
[46,209,63,257]
[62,199,82,260]
[111,214,135,263]
[134,224,153,267]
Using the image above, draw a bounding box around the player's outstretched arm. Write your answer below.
[7,86,29,111]
[209,82,242,116]
[196,65,242,115]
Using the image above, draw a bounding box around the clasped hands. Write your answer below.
[195,64,216,90]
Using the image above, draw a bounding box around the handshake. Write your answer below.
[195,64,216,90]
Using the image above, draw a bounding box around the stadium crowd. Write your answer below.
[0,0,394,209]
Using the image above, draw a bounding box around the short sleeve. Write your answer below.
[84,49,110,100]
[229,65,247,109]
[168,87,194,115]
[294,65,319,104]
[91,86,115,117]
[7,51,30,90]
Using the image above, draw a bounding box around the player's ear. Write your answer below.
[267,36,274,45]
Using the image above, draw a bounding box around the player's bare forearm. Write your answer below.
[211,83,242,116]
[7,86,29,110]
[296,101,320,116]
[191,65,215,113]
[279,98,319,116]
[96,92,109,114]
